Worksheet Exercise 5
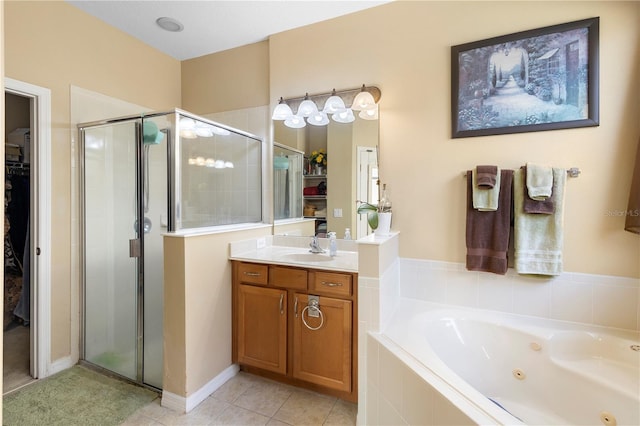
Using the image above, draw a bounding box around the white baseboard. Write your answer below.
[48,355,76,376]
[161,364,239,413]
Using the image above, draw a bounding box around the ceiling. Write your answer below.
[66,1,390,61]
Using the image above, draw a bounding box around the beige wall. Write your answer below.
[181,41,270,114]
[270,1,640,278]
[4,1,181,361]
[163,227,272,396]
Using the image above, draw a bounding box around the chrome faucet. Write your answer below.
[309,236,325,253]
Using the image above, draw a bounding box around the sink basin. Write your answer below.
[282,253,334,262]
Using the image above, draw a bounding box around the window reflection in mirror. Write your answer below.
[273,142,304,220]
[273,116,379,239]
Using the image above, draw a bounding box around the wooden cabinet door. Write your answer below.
[237,284,287,374]
[292,293,352,392]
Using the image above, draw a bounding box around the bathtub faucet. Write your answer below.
[309,236,325,253]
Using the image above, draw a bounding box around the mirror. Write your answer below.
[273,142,304,220]
[273,115,379,239]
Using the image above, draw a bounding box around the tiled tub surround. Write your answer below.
[376,299,639,425]
[398,258,640,332]
[356,233,640,425]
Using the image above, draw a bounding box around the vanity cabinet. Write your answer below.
[232,260,357,402]
[236,284,287,374]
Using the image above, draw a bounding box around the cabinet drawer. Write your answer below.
[237,263,268,286]
[310,271,352,297]
[270,266,308,291]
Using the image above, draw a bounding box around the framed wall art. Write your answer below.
[451,17,599,138]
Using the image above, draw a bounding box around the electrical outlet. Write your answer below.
[333,208,343,218]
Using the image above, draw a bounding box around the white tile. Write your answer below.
[432,392,475,425]
[477,273,513,312]
[550,279,593,324]
[377,393,407,426]
[378,345,403,412]
[446,269,478,308]
[366,334,379,388]
[510,276,552,318]
[365,383,379,425]
[400,366,433,425]
[423,268,448,303]
[593,282,639,330]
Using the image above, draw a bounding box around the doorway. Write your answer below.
[356,146,379,238]
[3,78,52,393]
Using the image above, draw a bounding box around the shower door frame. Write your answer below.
[78,111,173,389]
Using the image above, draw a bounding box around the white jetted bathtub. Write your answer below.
[382,298,640,425]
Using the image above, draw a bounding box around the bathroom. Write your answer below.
[3,1,639,425]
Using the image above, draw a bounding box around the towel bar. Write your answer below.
[462,167,581,178]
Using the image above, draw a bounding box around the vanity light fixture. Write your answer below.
[322,89,346,114]
[307,111,330,126]
[359,105,379,120]
[332,108,355,124]
[351,84,376,111]
[276,84,381,128]
[284,114,306,129]
[272,97,293,120]
[297,94,318,117]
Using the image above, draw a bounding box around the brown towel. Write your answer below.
[466,169,514,275]
[522,166,555,214]
[476,165,498,188]
[625,137,640,234]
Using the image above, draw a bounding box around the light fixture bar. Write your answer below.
[278,84,381,114]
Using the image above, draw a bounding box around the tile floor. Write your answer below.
[3,323,34,393]
[122,372,357,426]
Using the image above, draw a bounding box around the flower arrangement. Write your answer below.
[308,149,327,167]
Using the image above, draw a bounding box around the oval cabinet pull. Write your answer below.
[321,281,342,287]
[294,297,298,318]
[244,271,261,277]
[279,294,284,315]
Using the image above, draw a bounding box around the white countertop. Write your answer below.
[229,236,358,272]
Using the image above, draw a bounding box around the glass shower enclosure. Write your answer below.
[79,109,263,390]
[79,113,169,389]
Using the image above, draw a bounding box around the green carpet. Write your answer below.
[3,365,158,426]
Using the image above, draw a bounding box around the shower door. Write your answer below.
[81,116,166,389]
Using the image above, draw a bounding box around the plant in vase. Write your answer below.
[356,184,392,235]
[308,149,327,174]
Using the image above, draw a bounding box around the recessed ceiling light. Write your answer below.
[156,17,184,32]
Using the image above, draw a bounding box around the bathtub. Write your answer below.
[381,298,640,425]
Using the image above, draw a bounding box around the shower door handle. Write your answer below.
[129,238,141,258]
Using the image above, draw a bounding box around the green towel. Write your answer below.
[514,167,566,276]
[472,167,501,211]
[526,163,553,200]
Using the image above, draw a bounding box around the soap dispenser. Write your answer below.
[328,232,337,257]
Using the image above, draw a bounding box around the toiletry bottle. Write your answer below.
[344,228,351,240]
[329,232,337,257]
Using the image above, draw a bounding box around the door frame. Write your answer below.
[5,77,52,379]
[356,146,378,238]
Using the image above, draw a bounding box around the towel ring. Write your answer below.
[301,302,324,331]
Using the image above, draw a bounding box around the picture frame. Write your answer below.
[451,17,599,138]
